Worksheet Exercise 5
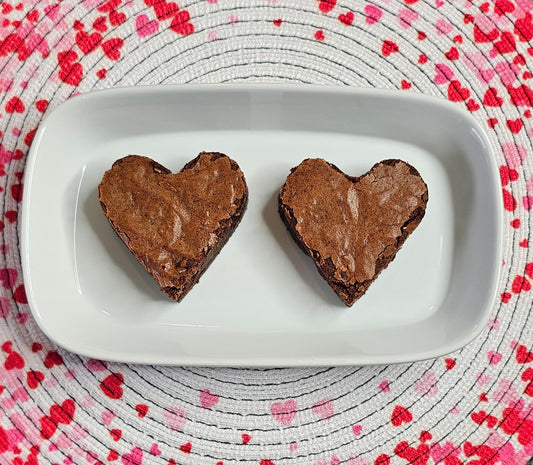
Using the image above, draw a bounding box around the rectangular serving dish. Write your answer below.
[21,84,502,366]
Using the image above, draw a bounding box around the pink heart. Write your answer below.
[208,30,218,41]
[487,351,502,365]
[64,369,76,380]
[136,14,159,38]
[150,443,161,456]
[364,5,382,24]
[71,424,89,441]
[54,432,72,450]
[496,61,519,86]
[493,379,519,405]
[87,359,108,372]
[11,387,29,402]
[44,4,60,20]
[101,410,115,426]
[163,407,187,431]
[503,143,527,169]
[289,442,298,452]
[271,400,297,426]
[398,8,418,28]
[450,405,460,414]
[229,14,238,25]
[436,18,452,35]
[477,373,490,386]
[352,424,362,435]
[414,371,438,397]
[434,63,454,84]
[478,68,495,83]
[378,380,390,392]
[523,196,533,210]
[435,0,444,6]
[431,442,461,463]
[122,446,143,465]
[487,318,499,330]
[81,395,95,409]
[312,399,334,420]
[200,389,219,408]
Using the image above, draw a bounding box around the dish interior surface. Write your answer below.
[22,86,501,365]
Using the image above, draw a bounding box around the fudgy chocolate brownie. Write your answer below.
[278,158,428,306]
[98,152,248,301]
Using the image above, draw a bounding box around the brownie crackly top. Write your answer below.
[279,158,428,306]
[98,152,248,301]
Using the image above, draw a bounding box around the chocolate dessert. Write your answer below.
[278,158,428,306]
[98,152,248,301]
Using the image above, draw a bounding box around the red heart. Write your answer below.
[494,31,516,54]
[273,18,282,27]
[5,96,24,113]
[447,80,470,102]
[480,2,490,12]
[50,399,75,424]
[445,47,459,60]
[97,0,121,13]
[0,269,19,289]
[102,38,124,61]
[382,40,399,57]
[503,188,517,211]
[453,34,463,43]
[520,239,528,248]
[135,404,148,418]
[418,31,427,41]
[507,118,523,133]
[314,30,325,41]
[318,0,336,13]
[110,429,122,441]
[1,3,12,14]
[100,373,124,399]
[76,30,102,55]
[445,358,456,370]
[517,345,533,363]
[242,433,251,444]
[73,19,84,30]
[501,290,511,301]
[39,415,57,439]
[514,13,533,42]
[27,9,38,22]
[93,16,107,32]
[59,62,83,86]
[180,442,192,454]
[495,0,515,15]
[109,10,126,26]
[153,0,179,20]
[32,342,43,353]
[466,99,480,112]
[420,430,432,442]
[473,24,499,43]
[338,11,354,25]
[4,210,16,223]
[514,54,527,66]
[35,99,48,113]
[483,88,503,107]
[401,80,412,90]
[44,350,63,368]
[4,351,24,370]
[170,11,194,35]
[526,263,533,279]
[97,68,107,79]
[394,441,430,463]
[513,275,532,293]
[391,405,412,426]
[108,450,119,461]
[27,370,45,389]
[488,118,498,128]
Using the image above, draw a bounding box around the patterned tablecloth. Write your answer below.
[1,0,533,463]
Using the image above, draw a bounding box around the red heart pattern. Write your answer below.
[1,0,533,462]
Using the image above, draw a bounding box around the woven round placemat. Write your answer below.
[1,0,532,464]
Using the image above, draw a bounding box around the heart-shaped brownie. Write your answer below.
[278,158,428,306]
[98,152,248,301]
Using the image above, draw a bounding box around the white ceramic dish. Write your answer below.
[21,84,502,366]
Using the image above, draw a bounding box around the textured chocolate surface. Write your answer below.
[279,158,428,306]
[98,152,248,301]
